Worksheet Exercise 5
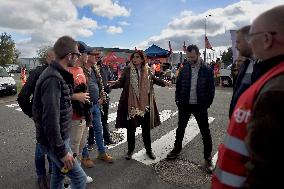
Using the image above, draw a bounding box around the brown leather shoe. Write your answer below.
[81,157,95,168]
[97,153,113,163]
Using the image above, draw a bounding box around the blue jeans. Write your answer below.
[35,143,52,178]
[81,145,89,158]
[88,103,105,154]
[39,139,87,189]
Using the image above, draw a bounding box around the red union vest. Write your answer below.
[212,61,284,189]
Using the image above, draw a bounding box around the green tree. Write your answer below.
[0,32,20,66]
[221,47,233,66]
[36,45,51,65]
[13,49,21,64]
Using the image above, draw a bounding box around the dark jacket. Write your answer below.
[98,62,112,94]
[112,66,165,129]
[83,63,111,104]
[175,62,215,109]
[229,59,251,118]
[32,62,74,159]
[17,64,48,118]
[98,62,112,104]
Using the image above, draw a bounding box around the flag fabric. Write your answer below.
[205,36,214,50]
[168,41,173,54]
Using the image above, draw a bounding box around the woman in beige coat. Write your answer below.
[110,50,170,160]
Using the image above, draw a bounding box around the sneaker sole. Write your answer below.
[166,154,180,160]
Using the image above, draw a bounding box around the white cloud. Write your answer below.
[180,0,187,3]
[119,21,130,26]
[72,0,131,19]
[106,26,123,34]
[136,0,284,54]
[0,0,98,57]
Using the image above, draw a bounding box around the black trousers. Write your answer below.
[101,102,112,143]
[127,112,151,153]
[174,104,212,160]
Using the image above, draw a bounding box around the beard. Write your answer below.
[67,59,76,67]
[190,59,198,65]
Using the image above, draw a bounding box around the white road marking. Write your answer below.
[5,103,19,108]
[6,101,120,113]
[132,117,215,165]
[212,152,218,166]
[107,110,178,149]
[109,101,119,109]
[107,112,117,123]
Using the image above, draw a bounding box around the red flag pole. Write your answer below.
[183,41,186,53]
[168,41,172,54]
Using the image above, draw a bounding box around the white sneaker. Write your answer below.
[64,176,71,185]
[86,175,93,183]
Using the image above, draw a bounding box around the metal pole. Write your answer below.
[204,17,207,63]
[204,15,211,64]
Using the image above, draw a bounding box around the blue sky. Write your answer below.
[0,0,282,57]
[77,0,240,48]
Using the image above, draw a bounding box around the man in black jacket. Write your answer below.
[33,36,87,189]
[229,25,255,118]
[167,45,215,173]
[17,48,54,189]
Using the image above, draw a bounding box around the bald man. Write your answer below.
[212,5,284,189]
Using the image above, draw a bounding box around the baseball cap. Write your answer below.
[77,41,93,54]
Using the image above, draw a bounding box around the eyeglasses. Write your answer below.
[248,31,277,39]
[60,52,81,59]
[71,52,81,58]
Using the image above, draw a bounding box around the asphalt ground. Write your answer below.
[0,85,232,189]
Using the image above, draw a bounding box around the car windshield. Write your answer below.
[0,67,10,77]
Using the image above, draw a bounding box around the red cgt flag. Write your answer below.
[205,36,214,50]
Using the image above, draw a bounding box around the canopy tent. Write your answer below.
[144,44,170,58]
[103,52,125,65]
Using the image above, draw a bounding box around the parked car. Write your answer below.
[0,66,17,95]
[3,64,20,73]
[219,64,233,87]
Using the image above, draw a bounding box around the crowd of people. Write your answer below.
[15,4,284,189]
[17,35,172,189]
